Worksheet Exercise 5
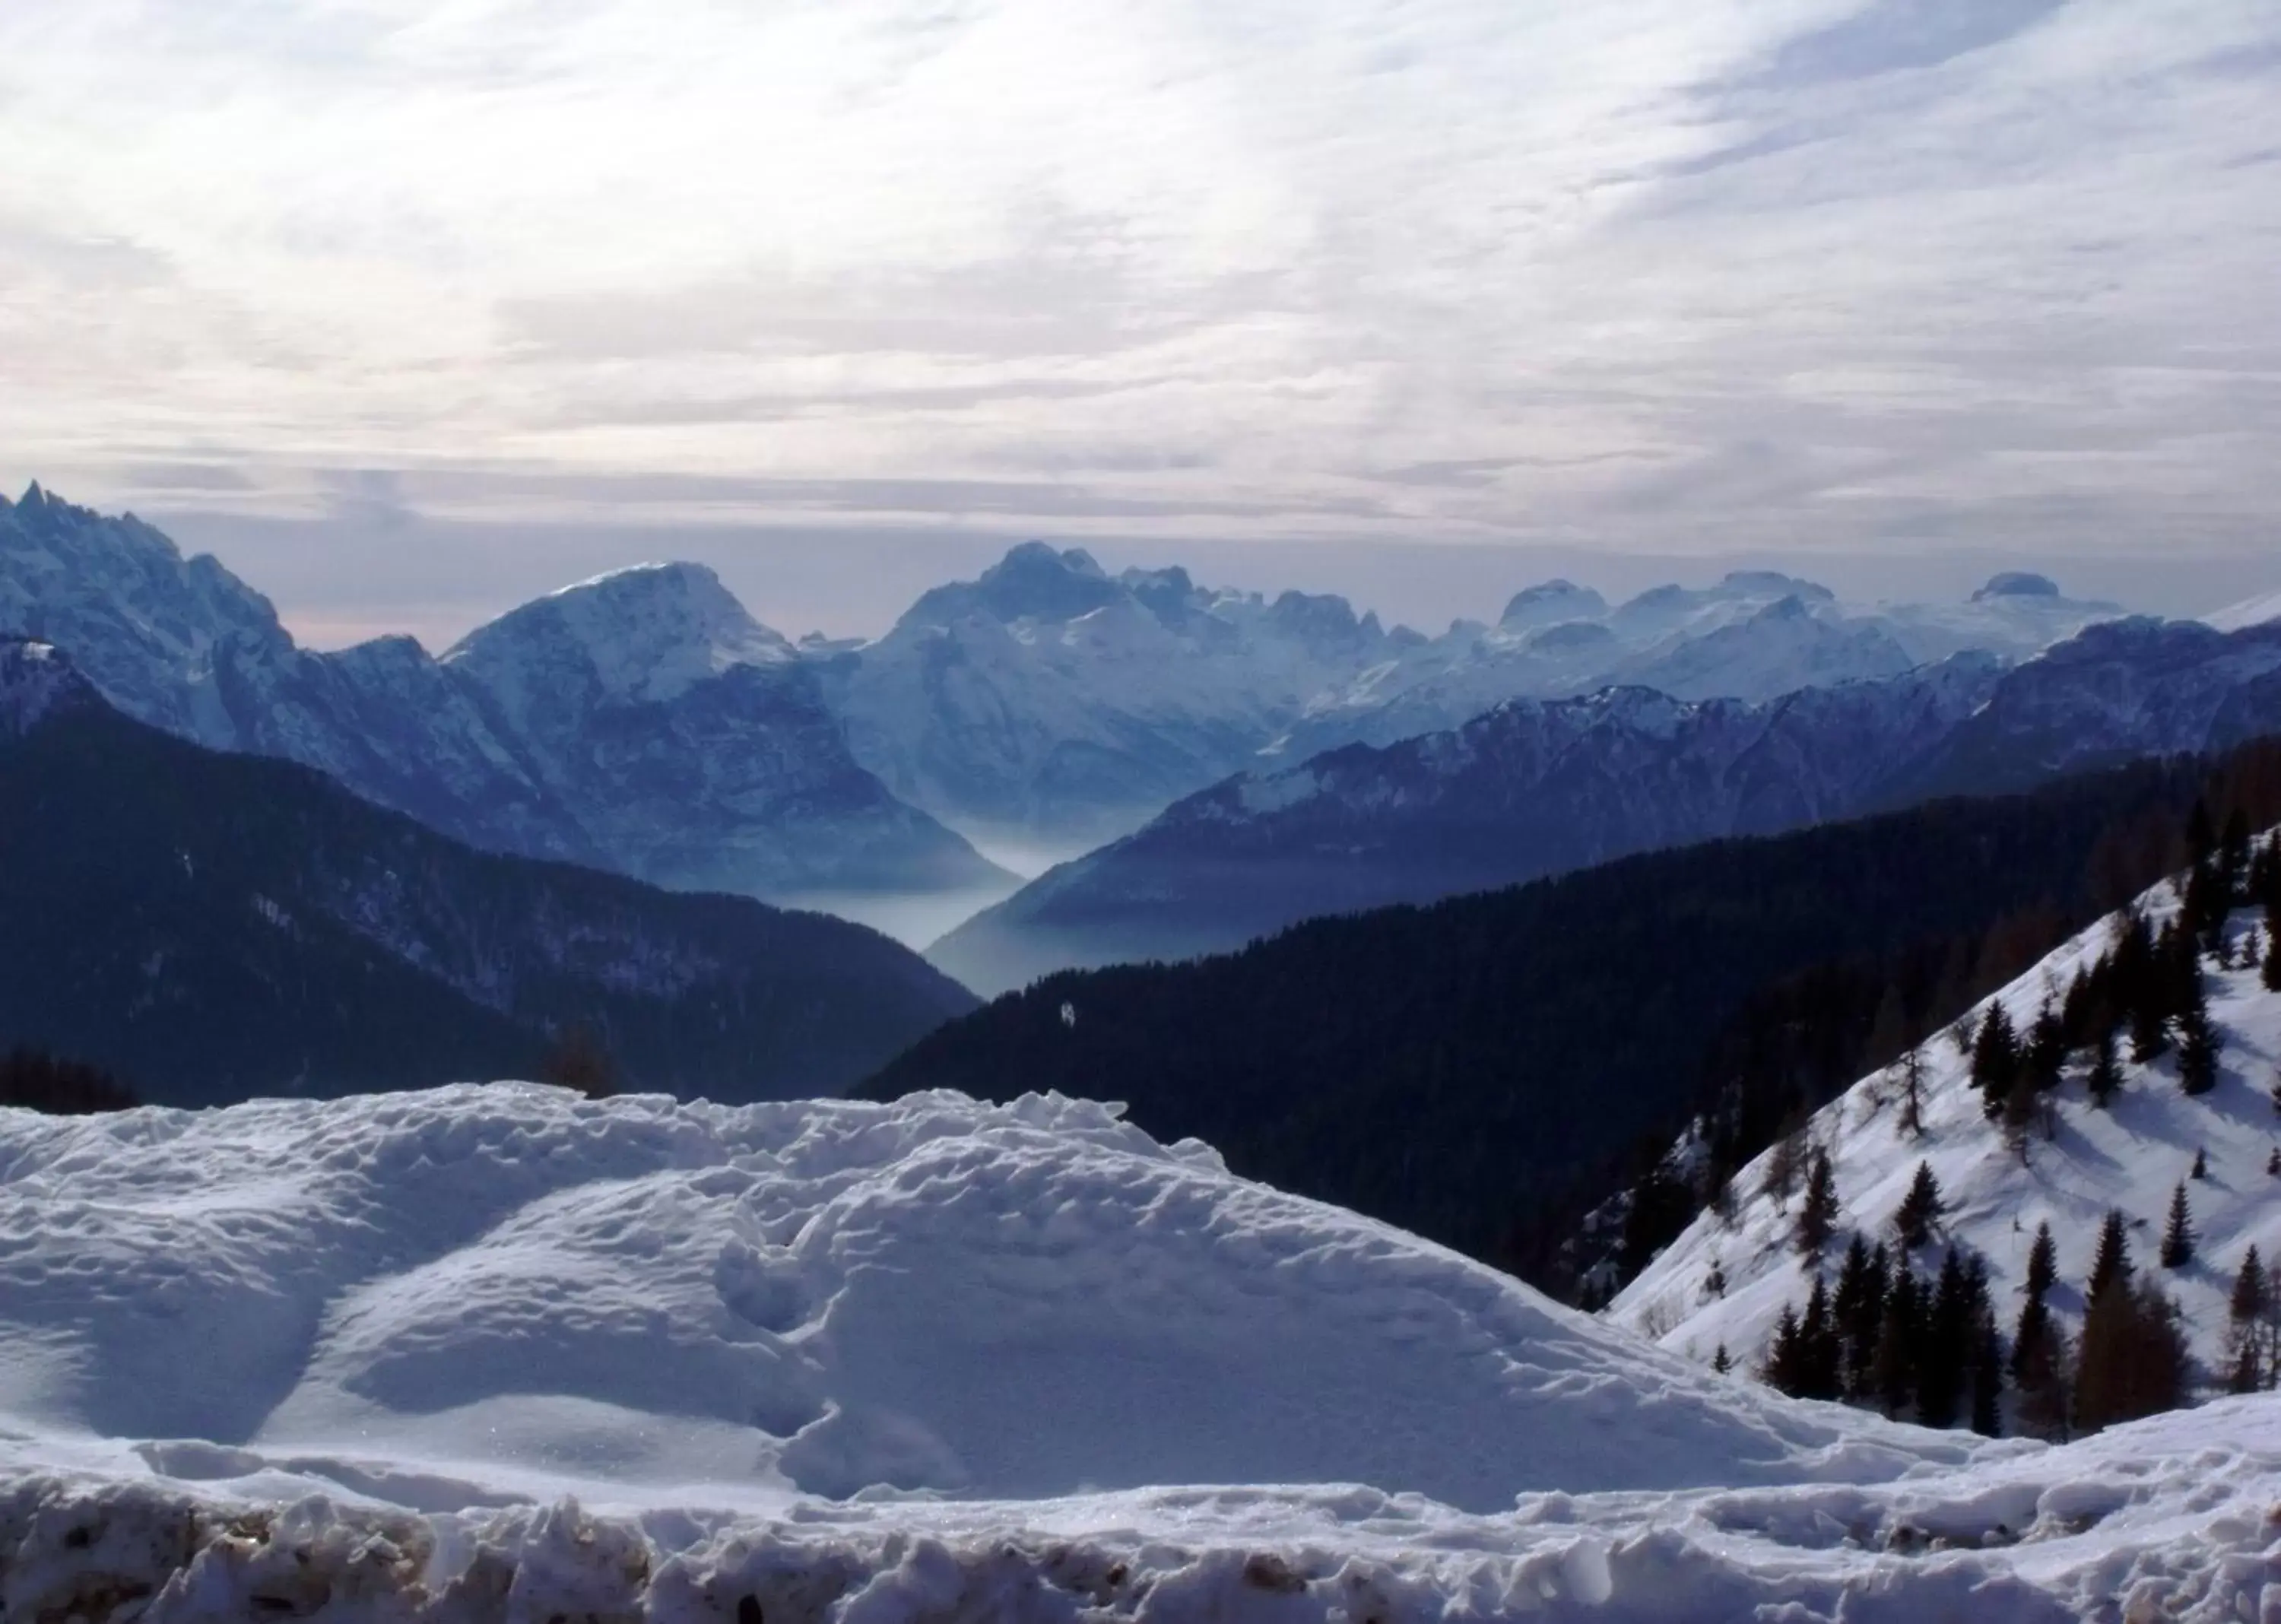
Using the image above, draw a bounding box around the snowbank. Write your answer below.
[0,1086,1968,1518]
[6,1399,2279,1622]
[5,1085,2277,1619]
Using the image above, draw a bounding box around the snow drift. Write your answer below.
[5,1085,2279,1619]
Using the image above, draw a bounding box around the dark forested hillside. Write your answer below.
[864,741,2281,1275]
[0,641,976,1105]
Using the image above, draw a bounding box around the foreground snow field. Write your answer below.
[3,1086,2279,1619]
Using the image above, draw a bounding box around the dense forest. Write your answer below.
[864,739,2281,1290]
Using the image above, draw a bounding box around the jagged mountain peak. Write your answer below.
[446,559,795,703]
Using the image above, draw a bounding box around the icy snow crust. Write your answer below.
[5,1087,2278,1619]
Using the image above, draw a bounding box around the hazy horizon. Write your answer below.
[4,0,2275,645]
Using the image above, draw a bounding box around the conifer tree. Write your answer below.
[1712,1343,1732,1375]
[2177,991,2221,1097]
[1873,1266,1921,1419]
[1970,1316,2004,1437]
[1800,1275,1842,1400]
[1892,1159,1943,1250]
[2191,1147,2209,1181]
[1899,1044,1927,1138]
[2087,1029,2124,1109]
[2087,1210,2132,1302]
[1765,1305,1806,1397]
[2226,1247,2267,1394]
[2075,1278,2187,1433]
[2270,1145,2281,1176]
[1918,1248,1973,1428]
[1796,1148,1839,1258]
[1972,1004,2020,1119]
[2160,1182,2195,1269]
[2266,920,2281,991]
[1704,1258,1727,1299]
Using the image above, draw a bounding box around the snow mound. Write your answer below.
[6,1399,2279,1622]
[1612,857,2281,1382]
[2210,588,2281,633]
[0,1086,1973,1518]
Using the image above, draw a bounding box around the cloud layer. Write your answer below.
[2,0,2276,579]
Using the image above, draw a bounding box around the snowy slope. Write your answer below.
[0,1086,1967,1517]
[3,1088,2279,1619]
[2210,587,2281,633]
[1611,859,2281,1383]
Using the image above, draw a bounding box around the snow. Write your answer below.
[1611,852,2281,1390]
[4,1086,2279,1618]
[2210,588,2281,633]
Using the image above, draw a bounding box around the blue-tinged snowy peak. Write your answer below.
[2208,586,2281,633]
[820,543,1400,853]
[4,1086,2278,1621]
[0,490,1002,912]
[443,565,1004,903]
[1610,851,2281,1388]
[0,482,290,743]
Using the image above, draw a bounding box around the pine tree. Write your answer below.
[1972,1004,2020,1119]
[2075,1279,2188,1433]
[2160,1182,2195,1269]
[1765,1305,1806,1397]
[2270,1145,2280,1177]
[2226,1247,2267,1394]
[1712,1343,1732,1375]
[2012,1224,2064,1439]
[1799,1275,1842,1400]
[1899,1044,1927,1137]
[1892,1159,1943,1249]
[2265,929,2281,992]
[1796,1149,1839,1258]
[2087,1210,2132,1302]
[2025,1220,2057,1302]
[2191,1147,2209,1181]
[2177,990,2221,1097]
[1970,1315,2004,1437]
[1872,1265,1921,1419]
[1918,1248,1973,1428]
[2087,1029,2124,1108]
[1704,1258,1727,1299]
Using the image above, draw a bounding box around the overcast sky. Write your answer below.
[2,0,2276,645]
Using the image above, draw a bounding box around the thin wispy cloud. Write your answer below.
[0,0,2273,574]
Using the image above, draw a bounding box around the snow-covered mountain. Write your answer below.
[930,657,2004,994]
[816,542,1404,852]
[2207,586,2281,633]
[439,564,1002,900]
[930,618,2281,994]
[4,1083,2276,1619]
[0,487,1003,909]
[0,639,976,1102]
[819,545,2127,852]
[1264,569,2121,766]
[1610,850,2281,1398]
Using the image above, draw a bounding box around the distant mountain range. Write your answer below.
[816,544,2127,852]
[0,481,2177,966]
[0,485,1007,913]
[0,638,975,1105]
[934,618,2281,994]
